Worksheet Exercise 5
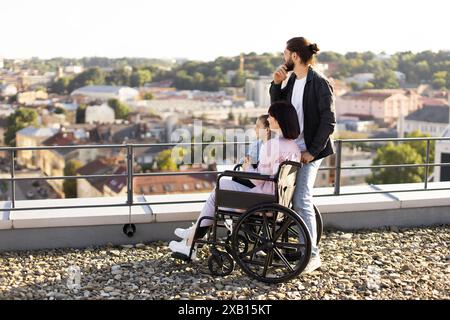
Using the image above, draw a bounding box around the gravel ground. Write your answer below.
[0,226,449,300]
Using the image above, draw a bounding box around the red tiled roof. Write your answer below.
[342,92,393,101]
[420,97,448,107]
[133,169,217,195]
[105,166,127,193]
[77,159,112,175]
[42,132,76,146]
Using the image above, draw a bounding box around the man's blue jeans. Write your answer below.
[292,158,323,257]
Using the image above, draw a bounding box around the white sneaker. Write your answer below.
[169,239,197,260]
[174,223,195,239]
[303,255,322,274]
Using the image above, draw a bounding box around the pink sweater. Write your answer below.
[246,136,301,194]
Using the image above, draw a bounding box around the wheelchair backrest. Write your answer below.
[276,161,302,208]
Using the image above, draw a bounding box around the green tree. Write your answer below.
[68,67,106,92]
[108,98,130,120]
[105,68,131,86]
[4,108,39,146]
[54,106,67,115]
[371,69,399,89]
[130,69,152,87]
[155,149,178,171]
[404,131,435,176]
[366,143,424,184]
[63,159,82,198]
[143,92,154,100]
[50,77,70,94]
[431,71,448,89]
[76,103,87,123]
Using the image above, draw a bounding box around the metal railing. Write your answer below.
[0,137,450,212]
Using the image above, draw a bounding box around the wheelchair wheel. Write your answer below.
[208,248,235,277]
[314,204,323,245]
[231,204,312,284]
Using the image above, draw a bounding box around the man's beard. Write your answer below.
[284,59,295,72]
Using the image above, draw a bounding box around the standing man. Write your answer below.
[270,37,336,273]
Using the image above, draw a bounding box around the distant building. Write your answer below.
[336,89,422,125]
[0,84,17,97]
[85,103,115,124]
[338,117,375,132]
[76,159,117,198]
[16,127,59,168]
[398,105,450,137]
[345,73,374,86]
[17,90,48,104]
[71,85,139,103]
[245,76,271,108]
[64,65,83,74]
[0,57,3,69]
[133,167,216,195]
[434,126,450,182]
[76,159,216,197]
[38,131,79,197]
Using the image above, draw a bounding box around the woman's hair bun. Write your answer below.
[309,43,320,54]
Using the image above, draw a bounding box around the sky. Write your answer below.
[0,0,449,61]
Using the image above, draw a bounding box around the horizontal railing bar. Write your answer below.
[2,136,449,152]
[340,163,450,170]
[3,185,450,212]
[313,187,450,197]
[0,145,127,151]
[134,171,220,177]
[0,141,252,152]
[0,173,128,182]
[318,166,336,171]
[339,137,450,143]
[1,200,208,212]
[2,162,449,181]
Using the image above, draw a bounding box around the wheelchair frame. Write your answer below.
[172,160,323,283]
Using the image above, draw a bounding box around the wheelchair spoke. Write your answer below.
[287,225,300,238]
[273,217,293,242]
[273,248,294,272]
[241,225,264,242]
[274,242,305,249]
[262,213,272,241]
[262,250,274,278]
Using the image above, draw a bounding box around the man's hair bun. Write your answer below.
[309,43,320,54]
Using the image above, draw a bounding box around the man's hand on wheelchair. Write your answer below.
[301,151,315,164]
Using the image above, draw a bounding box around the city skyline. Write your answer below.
[0,0,449,61]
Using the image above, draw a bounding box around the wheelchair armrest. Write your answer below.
[219,170,275,182]
[233,163,243,171]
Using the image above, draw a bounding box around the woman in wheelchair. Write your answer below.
[169,101,301,259]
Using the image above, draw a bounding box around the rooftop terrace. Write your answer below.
[0,137,449,299]
[0,226,448,300]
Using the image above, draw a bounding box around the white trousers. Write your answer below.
[197,178,252,227]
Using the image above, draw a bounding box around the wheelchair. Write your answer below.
[172,160,323,284]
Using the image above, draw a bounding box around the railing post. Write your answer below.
[334,140,342,196]
[10,149,15,208]
[126,145,134,206]
[424,139,431,190]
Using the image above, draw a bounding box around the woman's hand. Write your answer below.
[301,151,315,164]
[273,65,288,85]
[242,155,252,170]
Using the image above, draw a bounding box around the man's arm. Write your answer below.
[308,79,336,158]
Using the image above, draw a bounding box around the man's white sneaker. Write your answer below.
[303,255,322,274]
[174,223,195,240]
[169,239,197,260]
